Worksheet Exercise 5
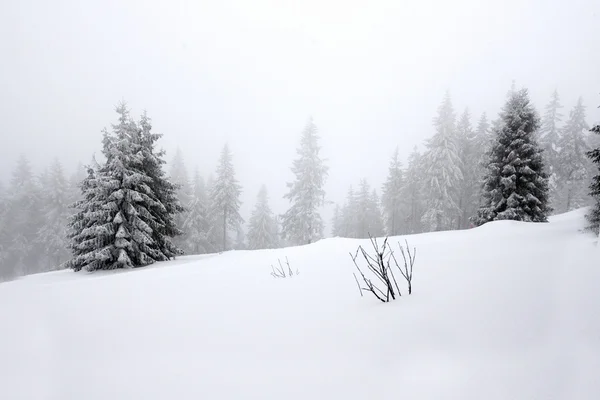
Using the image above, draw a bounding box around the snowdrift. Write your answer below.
[1,209,599,399]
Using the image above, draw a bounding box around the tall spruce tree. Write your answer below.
[585,107,600,233]
[136,112,183,258]
[539,90,564,207]
[209,144,243,251]
[247,185,278,250]
[3,155,44,276]
[475,88,550,224]
[170,148,191,204]
[473,113,492,212]
[331,204,343,237]
[234,227,246,250]
[64,163,104,271]
[355,179,373,238]
[475,112,491,149]
[338,181,384,239]
[354,179,384,238]
[422,92,463,231]
[555,98,591,212]
[205,173,222,251]
[65,104,182,271]
[183,169,211,254]
[37,159,71,268]
[169,148,191,251]
[340,186,358,238]
[369,189,385,237]
[402,147,425,234]
[281,118,328,245]
[456,109,481,228]
[381,147,404,235]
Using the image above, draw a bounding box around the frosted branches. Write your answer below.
[270,257,299,278]
[350,235,416,302]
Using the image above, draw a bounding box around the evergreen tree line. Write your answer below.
[170,117,327,254]
[1,87,599,278]
[331,87,598,238]
[0,155,85,280]
[0,108,328,278]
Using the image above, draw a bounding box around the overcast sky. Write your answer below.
[1,0,599,223]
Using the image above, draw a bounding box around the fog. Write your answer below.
[1,0,599,219]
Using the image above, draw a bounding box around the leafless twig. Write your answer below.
[351,234,416,302]
[270,257,298,278]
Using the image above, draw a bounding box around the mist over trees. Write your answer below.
[280,118,328,245]
[1,84,599,280]
[421,93,463,231]
[247,185,279,250]
[331,86,597,238]
[209,144,243,252]
[381,147,404,236]
[183,169,211,254]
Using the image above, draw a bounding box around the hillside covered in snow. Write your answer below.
[1,209,599,399]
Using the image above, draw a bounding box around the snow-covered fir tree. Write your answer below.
[538,90,564,207]
[209,144,243,252]
[585,116,600,233]
[281,118,328,245]
[170,148,192,204]
[340,186,358,238]
[37,159,71,268]
[369,189,385,237]
[205,173,222,251]
[247,185,279,250]
[354,179,384,238]
[135,111,184,258]
[169,148,191,251]
[336,181,384,239]
[1,155,44,277]
[381,147,404,235]
[475,88,550,224]
[421,92,463,231]
[455,109,481,228]
[65,104,183,271]
[234,227,246,250]
[65,162,105,271]
[183,169,212,254]
[401,147,425,234]
[355,179,373,238]
[475,112,491,149]
[488,82,518,139]
[555,98,591,212]
[472,112,492,208]
[331,204,343,237]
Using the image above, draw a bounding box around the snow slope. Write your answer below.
[1,209,599,399]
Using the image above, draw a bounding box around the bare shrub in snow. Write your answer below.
[270,257,299,278]
[350,236,416,302]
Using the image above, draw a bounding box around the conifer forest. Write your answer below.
[1,86,599,279]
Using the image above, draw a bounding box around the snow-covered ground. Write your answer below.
[1,209,599,399]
